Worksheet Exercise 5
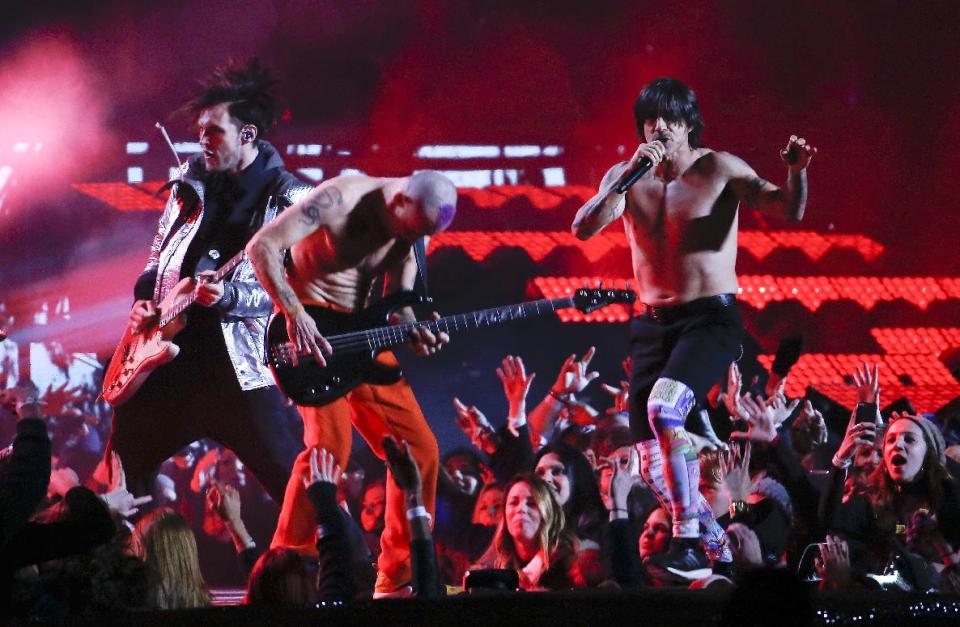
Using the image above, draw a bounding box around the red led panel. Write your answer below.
[486,185,567,210]
[456,187,512,209]
[73,182,165,211]
[429,231,885,264]
[871,328,960,355]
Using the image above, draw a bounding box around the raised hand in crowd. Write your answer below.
[453,397,498,454]
[383,435,422,498]
[601,381,630,417]
[564,397,600,427]
[550,346,600,399]
[815,534,852,590]
[101,451,152,518]
[853,362,881,405]
[730,393,795,443]
[302,446,342,489]
[832,411,878,470]
[207,480,254,552]
[792,400,828,446]
[41,381,86,418]
[832,363,883,469]
[718,442,762,505]
[48,466,81,499]
[720,361,743,419]
[727,522,764,572]
[496,354,536,434]
[600,446,640,520]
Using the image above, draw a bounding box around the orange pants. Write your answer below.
[270,352,438,594]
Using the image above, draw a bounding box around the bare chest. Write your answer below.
[293,226,404,278]
[626,173,730,234]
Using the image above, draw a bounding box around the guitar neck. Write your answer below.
[158,249,246,328]
[328,296,576,353]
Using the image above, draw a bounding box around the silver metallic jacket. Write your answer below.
[144,141,311,390]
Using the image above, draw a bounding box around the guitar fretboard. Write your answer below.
[158,250,246,328]
[327,297,575,354]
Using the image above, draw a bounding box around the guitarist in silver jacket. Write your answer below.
[102,60,309,506]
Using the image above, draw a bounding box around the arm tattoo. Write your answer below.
[298,186,343,226]
[745,177,767,208]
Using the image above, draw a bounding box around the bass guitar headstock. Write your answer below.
[573,285,636,313]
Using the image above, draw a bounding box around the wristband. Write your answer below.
[831,452,852,470]
[548,389,572,404]
[406,505,431,522]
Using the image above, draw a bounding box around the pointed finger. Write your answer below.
[581,346,596,367]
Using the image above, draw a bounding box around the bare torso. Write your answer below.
[620,149,741,306]
[285,177,412,312]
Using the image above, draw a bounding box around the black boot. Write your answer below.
[644,537,712,582]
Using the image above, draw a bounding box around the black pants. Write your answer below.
[628,294,743,441]
[105,312,301,502]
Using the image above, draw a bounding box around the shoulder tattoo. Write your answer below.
[298,185,344,225]
[745,177,767,208]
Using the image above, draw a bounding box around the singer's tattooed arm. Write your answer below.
[726,153,808,222]
[572,163,629,239]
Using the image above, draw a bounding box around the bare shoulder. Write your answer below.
[709,150,757,178]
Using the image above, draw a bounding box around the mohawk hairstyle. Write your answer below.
[188,58,280,136]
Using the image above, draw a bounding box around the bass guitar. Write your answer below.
[265,287,635,406]
[102,250,245,406]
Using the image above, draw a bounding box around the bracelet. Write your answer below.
[729,500,747,518]
[831,452,852,470]
[548,389,572,404]
[406,505,432,522]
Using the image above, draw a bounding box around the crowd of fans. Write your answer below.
[2,335,960,618]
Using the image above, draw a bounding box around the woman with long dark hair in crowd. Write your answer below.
[825,412,960,591]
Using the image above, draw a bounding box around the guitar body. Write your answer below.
[265,286,635,407]
[102,278,193,406]
[266,292,423,406]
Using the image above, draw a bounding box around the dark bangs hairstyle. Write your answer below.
[534,442,606,538]
[633,77,705,148]
[187,58,279,137]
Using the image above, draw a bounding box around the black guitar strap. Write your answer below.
[413,237,429,299]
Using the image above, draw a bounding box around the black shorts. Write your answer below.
[628,294,743,441]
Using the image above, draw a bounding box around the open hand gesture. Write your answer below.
[497,355,535,418]
[301,447,342,489]
[853,362,880,405]
[731,393,793,443]
[718,442,762,503]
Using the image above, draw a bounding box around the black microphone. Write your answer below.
[614,157,654,194]
[614,134,667,194]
